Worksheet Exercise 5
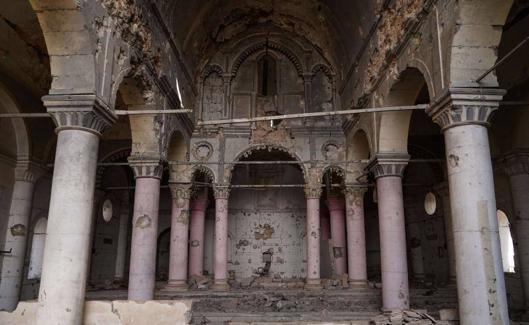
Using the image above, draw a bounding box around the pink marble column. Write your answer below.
[344,186,368,287]
[212,186,230,291]
[327,197,347,275]
[305,186,322,289]
[370,156,409,311]
[188,192,209,277]
[166,183,192,290]
[127,161,162,300]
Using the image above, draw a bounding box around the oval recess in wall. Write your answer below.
[102,199,113,222]
[424,192,437,215]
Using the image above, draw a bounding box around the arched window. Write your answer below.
[497,210,515,273]
[28,217,47,279]
[257,55,277,96]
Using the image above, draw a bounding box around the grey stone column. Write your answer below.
[36,94,116,325]
[503,152,529,311]
[0,162,44,311]
[127,160,163,300]
[428,88,509,325]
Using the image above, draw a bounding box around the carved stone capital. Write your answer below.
[427,87,506,131]
[43,94,117,135]
[304,186,322,199]
[128,158,163,179]
[367,153,409,179]
[14,161,47,183]
[343,184,368,199]
[213,185,230,200]
[168,183,192,200]
[501,151,529,177]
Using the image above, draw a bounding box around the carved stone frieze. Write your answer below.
[128,158,163,179]
[168,183,193,200]
[367,153,410,179]
[213,185,231,200]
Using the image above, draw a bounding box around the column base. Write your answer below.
[211,279,230,291]
[163,280,188,291]
[348,279,368,288]
[305,278,322,290]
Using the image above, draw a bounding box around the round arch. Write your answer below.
[0,83,30,160]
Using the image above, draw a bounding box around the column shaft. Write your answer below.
[188,196,208,277]
[167,184,191,290]
[212,187,229,290]
[305,187,321,289]
[114,199,129,280]
[128,174,161,300]
[345,187,368,286]
[444,124,508,324]
[36,129,99,324]
[0,176,36,311]
[327,197,347,275]
[377,175,409,310]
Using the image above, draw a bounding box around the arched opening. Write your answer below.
[228,147,306,286]
[28,218,47,280]
[257,55,278,97]
[497,210,515,273]
[156,228,171,281]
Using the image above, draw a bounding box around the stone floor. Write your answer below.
[85,285,459,324]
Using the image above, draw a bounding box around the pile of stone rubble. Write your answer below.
[370,310,446,325]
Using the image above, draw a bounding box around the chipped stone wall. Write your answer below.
[228,187,307,280]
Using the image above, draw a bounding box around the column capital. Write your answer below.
[426,87,506,131]
[128,158,163,179]
[14,161,47,183]
[500,151,529,176]
[168,183,192,200]
[343,184,368,198]
[213,185,230,199]
[43,94,117,136]
[367,153,409,179]
[304,186,322,199]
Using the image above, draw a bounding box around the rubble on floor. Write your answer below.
[370,310,449,325]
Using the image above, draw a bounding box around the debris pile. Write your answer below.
[370,310,443,325]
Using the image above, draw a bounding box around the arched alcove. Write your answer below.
[497,210,515,273]
[28,218,47,280]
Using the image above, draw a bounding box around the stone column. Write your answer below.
[369,155,410,311]
[427,88,509,324]
[0,162,42,311]
[344,186,368,287]
[305,186,322,289]
[36,95,116,325]
[212,185,230,291]
[189,192,209,277]
[127,160,163,300]
[114,193,130,281]
[504,153,529,310]
[436,183,456,284]
[327,197,347,275]
[166,183,192,290]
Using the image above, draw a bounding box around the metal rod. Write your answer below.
[114,109,193,115]
[475,35,529,82]
[196,104,430,126]
[49,158,443,168]
[0,110,192,119]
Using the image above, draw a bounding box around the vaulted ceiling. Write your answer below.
[154,0,379,79]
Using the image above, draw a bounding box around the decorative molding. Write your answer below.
[213,185,230,200]
[192,141,213,162]
[43,94,118,135]
[168,183,193,200]
[128,158,163,179]
[427,88,506,131]
[14,160,47,183]
[304,186,322,199]
[343,185,368,199]
[321,140,342,161]
[367,153,410,179]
